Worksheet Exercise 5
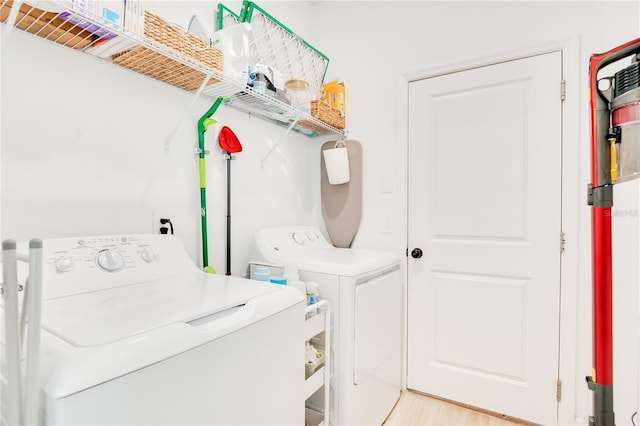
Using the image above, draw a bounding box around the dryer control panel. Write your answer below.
[251,226,332,265]
[17,235,197,300]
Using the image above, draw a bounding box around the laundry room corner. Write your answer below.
[1,1,329,275]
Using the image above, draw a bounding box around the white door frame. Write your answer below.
[398,37,581,425]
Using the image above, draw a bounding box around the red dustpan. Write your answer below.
[217,126,243,276]
[218,126,243,154]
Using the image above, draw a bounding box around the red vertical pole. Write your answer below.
[591,207,613,385]
[588,46,615,391]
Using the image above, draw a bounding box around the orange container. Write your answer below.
[322,80,346,114]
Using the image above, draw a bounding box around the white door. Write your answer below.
[407,52,562,425]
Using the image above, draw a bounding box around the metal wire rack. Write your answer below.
[1,0,344,138]
[241,1,329,89]
[216,3,241,31]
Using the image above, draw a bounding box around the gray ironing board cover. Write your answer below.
[320,140,362,248]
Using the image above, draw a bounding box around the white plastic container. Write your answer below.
[212,23,251,87]
[305,281,320,305]
[251,266,270,282]
[283,266,307,297]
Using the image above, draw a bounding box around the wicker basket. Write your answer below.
[297,118,329,135]
[309,100,345,130]
[112,10,223,92]
[0,1,93,49]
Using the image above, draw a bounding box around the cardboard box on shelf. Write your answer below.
[124,0,142,35]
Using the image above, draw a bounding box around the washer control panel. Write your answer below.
[18,235,196,300]
[251,226,331,264]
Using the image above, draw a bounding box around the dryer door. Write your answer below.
[353,266,401,385]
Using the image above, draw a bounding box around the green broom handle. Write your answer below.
[197,97,225,272]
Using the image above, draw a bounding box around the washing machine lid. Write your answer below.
[282,246,400,276]
[38,273,304,399]
[41,273,281,347]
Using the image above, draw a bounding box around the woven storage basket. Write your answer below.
[297,118,329,135]
[0,1,93,49]
[309,100,345,130]
[112,10,223,91]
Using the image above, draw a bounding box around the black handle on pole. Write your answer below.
[226,155,231,276]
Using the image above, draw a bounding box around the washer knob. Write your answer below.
[141,247,156,263]
[292,232,305,245]
[55,257,74,273]
[96,249,125,272]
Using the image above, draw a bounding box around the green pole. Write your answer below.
[197,96,225,273]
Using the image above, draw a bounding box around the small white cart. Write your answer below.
[304,300,331,426]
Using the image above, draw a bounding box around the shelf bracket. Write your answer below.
[2,0,24,59]
[164,72,216,152]
[261,114,301,169]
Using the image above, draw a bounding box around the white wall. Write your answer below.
[2,1,639,424]
[307,1,640,424]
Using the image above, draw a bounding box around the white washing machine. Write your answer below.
[2,234,305,425]
[249,226,402,426]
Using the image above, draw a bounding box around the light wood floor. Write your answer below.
[383,391,535,426]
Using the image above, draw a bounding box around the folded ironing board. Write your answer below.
[320,140,362,248]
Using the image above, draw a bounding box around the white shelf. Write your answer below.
[0,0,345,138]
[304,310,326,341]
[304,366,325,400]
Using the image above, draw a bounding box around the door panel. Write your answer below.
[432,273,526,380]
[407,52,562,425]
[433,81,526,239]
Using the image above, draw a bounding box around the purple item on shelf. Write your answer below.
[58,11,118,40]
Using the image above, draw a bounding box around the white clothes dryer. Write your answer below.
[249,226,402,426]
[2,234,305,425]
